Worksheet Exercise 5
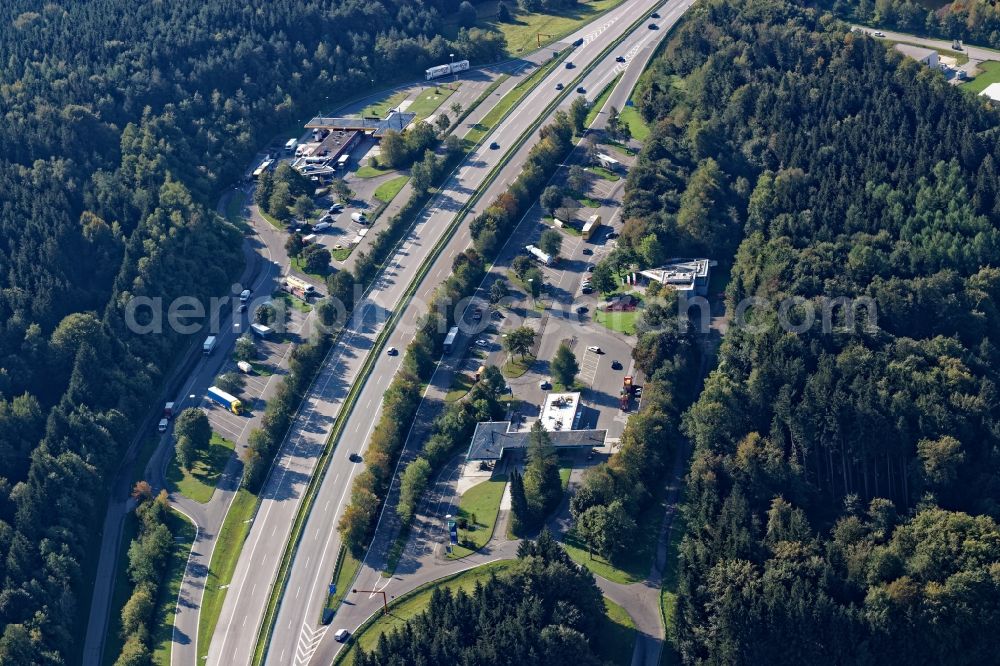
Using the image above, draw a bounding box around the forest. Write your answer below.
[0,0,510,662]
[619,0,1000,662]
[821,0,1000,50]
[351,532,608,666]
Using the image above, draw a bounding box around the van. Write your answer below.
[302,234,318,244]
[351,212,367,224]
[157,418,169,433]
[334,629,350,643]
[237,360,253,374]
[240,289,251,303]
[314,222,332,231]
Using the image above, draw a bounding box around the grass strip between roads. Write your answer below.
[197,488,259,662]
[585,72,622,126]
[251,8,669,661]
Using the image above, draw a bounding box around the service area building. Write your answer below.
[639,258,712,296]
[893,43,939,68]
[466,393,606,463]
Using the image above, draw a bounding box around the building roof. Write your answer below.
[893,43,937,63]
[540,392,582,432]
[467,421,607,461]
[305,110,416,137]
[980,83,1000,102]
[639,258,711,291]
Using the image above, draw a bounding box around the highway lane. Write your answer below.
[262,2,694,665]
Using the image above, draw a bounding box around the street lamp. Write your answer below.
[450,52,456,86]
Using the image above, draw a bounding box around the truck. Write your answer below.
[284,138,298,153]
[283,275,316,298]
[163,402,176,419]
[620,376,636,411]
[337,153,350,170]
[425,60,470,80]
[525,244,554,266]
[237,360,253,374]
[251,323,272,339]
[582,214,601,240]
[443,326,459,354]
[207,386,242,415]
[251,158,274,179]
[350,212,367,224]
[203,335,217,355]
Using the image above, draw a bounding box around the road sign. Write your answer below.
[328,584,337,595]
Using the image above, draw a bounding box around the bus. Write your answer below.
[337,153,350,170]
[252,158,274,179]
[582,214,601,240]
[443,326,459,354]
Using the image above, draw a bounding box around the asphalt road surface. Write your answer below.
[253,2,695,666]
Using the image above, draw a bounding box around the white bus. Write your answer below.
[284,138,298,152]
[443,326,459,354]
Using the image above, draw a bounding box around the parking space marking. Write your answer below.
[578,350,600,386]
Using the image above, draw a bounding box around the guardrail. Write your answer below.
[250,3,670,662]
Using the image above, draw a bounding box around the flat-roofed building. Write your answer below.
[894,43,939,68]
[639,258,712,296]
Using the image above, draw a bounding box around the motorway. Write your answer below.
[256,2,695,666]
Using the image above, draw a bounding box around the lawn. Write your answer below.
[589,165,621,181]
[585,74,622,127]
[374,175,410,203]
[273,289,313,313]
[151,510,196,665]
[332,247,354,262]
[599,598,637,666]
[291,256,331,281]
[355,163,396,179]
[962,60,1000,93]
[455,0,626,55]
[619,106,650,142]
[248,361,274,377]
[361,89,409,119]
[408,84,456,120]
[605,139,637,156]
[336,561,515,664]
[445,371,476,402]
[502,354,535,378]
[560,491,666,585]
[165,433,235,504]
[198,488,259,662]
[595,308,639,335]
[258,207,285,230]
[321,546,362,624]
[448,476,508,558]
[577,195,601,208]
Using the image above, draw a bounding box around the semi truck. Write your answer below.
[525,244,554,266]
[207,386,242,415]
[425,59,471,80]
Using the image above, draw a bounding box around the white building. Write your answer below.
[979,82,1000,104]
[893,43,939,68]
[639,258,712,297]
[540,392,583,432]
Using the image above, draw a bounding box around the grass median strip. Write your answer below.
[374,176,410,203]
[198,488,259,662]
[585,73,622,126]
[152,510,197,665]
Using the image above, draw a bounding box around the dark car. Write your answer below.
[651,11,660,18]
[576,306,589,314]
[565,62,575,69]
[556,82,564,90]
[581,286,593,294]
[648,23,659,29]
[582,248,593,255]
[611,360,622,370]
[587,265,595,272]
[607,231,619,239]
[490,141,500,150]
[615,55,626,63]
[572,37,584,47]
[349,453,362,463]
[576,86,586,94]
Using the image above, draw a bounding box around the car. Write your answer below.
[475,339,489,348]
[472,307,483,321]
[873,30,885,37]
[387,347,398,356]
[491,310,504,319]
[565,62,575,69]
[539,379,552,390]
[651,11,660,18]
[349,453,362,463]
[587,345,603,354]
[489,141,500,150]
[238,303,247,313]
[329,203,343,213]
[576,306,589,314]
[648,23,659,29]
[615,55,626,63]
[157,418,169,433]
[587,265,595,272]
[334,629,350,643]
[581,286,593,294]
[572,37,584,47]
[607,231,619,239]
[611,359,622,370]
[556,82,564,90]
[576,86,586,94]
[582,248,593,255]
[314,221,332,231]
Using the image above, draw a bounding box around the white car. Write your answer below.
[873,30,885,37]
[587,345,603,354]
[334,629,350,643]
[475,339,489,348]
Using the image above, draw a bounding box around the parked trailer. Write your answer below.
[582,214,601,240]
[450,59,470,74]
[207,386,242,415]
[443,326,459,354]
[525,244,553,266]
